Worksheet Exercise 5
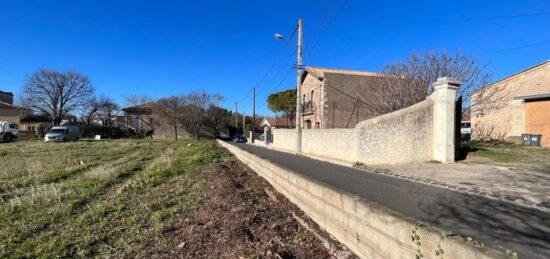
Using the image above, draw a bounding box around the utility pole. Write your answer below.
[295,18,303,154]
[234,102,238,129]
[252,86,256,143]
[242,112,245,137]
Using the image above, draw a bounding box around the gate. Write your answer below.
[454,95,463,161]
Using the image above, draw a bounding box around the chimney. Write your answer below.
[0,91,14,105]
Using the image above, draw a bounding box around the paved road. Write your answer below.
[232,143,550,259]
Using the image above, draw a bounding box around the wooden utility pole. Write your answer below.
[234,102,238,129]
[252,86,256,143]
[242,113,245,136]
[296,18,303,154]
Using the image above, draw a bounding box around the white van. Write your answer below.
[44,126,80,142]
[0,121,19,142]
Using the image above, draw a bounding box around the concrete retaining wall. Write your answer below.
[218,140,507,259]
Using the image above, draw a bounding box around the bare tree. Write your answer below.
[80,96,103,126]
[371,51,493,114]
[98,96,119,127]
[123,94,153,108]
[153,96,187,140]
[80,95,120,126]
[181,91,223,140]
[22,69,94,125]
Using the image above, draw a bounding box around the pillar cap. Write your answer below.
[432,77,461,90]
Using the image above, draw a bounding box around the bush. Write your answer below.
[80,125,138,139]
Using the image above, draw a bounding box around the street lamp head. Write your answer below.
[274,33,283,40]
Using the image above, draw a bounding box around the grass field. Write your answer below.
[462,141,550,170]
[0,139,230,258]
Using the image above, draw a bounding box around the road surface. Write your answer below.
[231,143,550,258]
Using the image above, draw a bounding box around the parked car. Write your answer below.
[460,121,471,140]
[44,126,80,142]
[232,134,247,143]
[0,121,19,142]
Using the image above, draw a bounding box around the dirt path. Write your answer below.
[167,158,356,259]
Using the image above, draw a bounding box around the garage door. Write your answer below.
[525,99,550,147]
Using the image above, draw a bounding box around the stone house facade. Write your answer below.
[299,67,393,129]
[122,102,191,139]
[470,60,550,146]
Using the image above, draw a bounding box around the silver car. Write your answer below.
[44,126,80,142]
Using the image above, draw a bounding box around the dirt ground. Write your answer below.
[167,157,356,259]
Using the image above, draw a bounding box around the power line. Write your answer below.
[334,11,550,25]
[303,0,349,59]
[475,39,550,56]
[255,26,298,93]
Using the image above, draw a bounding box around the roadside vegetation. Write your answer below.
[461,140,550,170]
[0,140,349,258]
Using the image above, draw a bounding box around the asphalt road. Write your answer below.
[232,143,550,259]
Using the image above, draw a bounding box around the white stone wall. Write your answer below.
[301,128,357,162]
[270,128,297,153]
[270,77,459,164]
[356,99,434,164]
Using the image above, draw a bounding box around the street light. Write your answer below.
[274,18,303,154]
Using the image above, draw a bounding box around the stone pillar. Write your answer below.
[430,77,461,163]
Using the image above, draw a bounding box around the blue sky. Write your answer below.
[1,0,549,115]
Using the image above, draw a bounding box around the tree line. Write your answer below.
[20,69,233,139]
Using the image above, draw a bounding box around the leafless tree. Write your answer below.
[181,91,223,140]
[153,96,187,140]
[98,96,119,127]
[22,69,94,125]
[370,51,495,115]
[80,95,120,126]
[123,94,153,108]
[80,96,103,126]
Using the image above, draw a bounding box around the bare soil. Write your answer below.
[167,158,356,259]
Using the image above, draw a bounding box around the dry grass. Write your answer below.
[0,139,231,258]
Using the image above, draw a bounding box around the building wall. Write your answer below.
[471,62,550,140]
[300,74,323,128]
[0,108,19,123]
[525,99,550,147]
[323,73,388,128]
[0,92,14,105]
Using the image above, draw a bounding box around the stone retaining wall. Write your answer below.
[218,140,507,259]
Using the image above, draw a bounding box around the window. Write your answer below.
[303,94,306,103]
[316,122,320,129]
[28,126,36,131]
[310,90,314,101]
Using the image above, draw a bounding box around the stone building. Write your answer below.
[299,67,393,129]
[122,102,191,139]
[470,60,550,146]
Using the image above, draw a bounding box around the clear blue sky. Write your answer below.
[1,0,549,115]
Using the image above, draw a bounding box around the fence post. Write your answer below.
[430,77,461,163]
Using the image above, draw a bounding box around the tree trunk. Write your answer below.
[174,126,178,141]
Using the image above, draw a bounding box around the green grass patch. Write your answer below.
[0,139,230,258]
